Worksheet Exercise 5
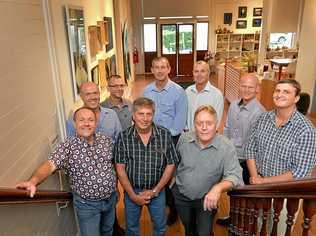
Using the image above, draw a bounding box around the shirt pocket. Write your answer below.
[160,102,174,116]
[276,142,293,162]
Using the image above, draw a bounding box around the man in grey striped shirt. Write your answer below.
[114,97,179,236]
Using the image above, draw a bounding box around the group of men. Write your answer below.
[16,56,316,236]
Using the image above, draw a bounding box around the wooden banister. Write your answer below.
[228,177,316,236]
[0,187,72,205]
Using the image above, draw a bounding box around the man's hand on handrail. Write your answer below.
[15,181,37,198]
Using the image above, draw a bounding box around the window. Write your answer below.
[162,25,176,54]
[269,32,295,49]
[144,24,157,52]
[196,22,208,50]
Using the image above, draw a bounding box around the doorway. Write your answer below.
[161,24,194,77]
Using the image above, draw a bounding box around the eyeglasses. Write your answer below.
[108,84,126,89]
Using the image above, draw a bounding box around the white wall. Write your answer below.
[295,0,316,113]
[0,0,77,234]
[143,0,210,17]
[214,0,263,34]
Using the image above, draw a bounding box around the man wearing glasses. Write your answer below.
[101,75,133,131]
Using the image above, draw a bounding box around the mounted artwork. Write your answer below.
[238,6,247,18]
[223,13,232,25]
[253,7,263,17]
[97,20,109,45]
[64,6,88,101]
[91,65,99,85]
[253,18,262,27]
[122,21,131,82]
[236,20,247,29]
[104,17,114,51]
[110,55,117,75]
[88,25,102,62]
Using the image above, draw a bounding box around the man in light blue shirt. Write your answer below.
[143,57,188,139]
[186,60,224,130]
[66,82,122,142]
[217,74,265,226]
[143,56,187,225]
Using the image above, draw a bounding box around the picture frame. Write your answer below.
[64,6,88,101]
[252,18,262,27]
[104,16,114,51]
[236,20,247,29]
[223,13,232,25]
[238,6,247,18]
[97,20,109,45]
[91,65,99,85]
[88,25,102,63]
[253,7,263,17]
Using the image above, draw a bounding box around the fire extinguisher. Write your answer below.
[133,47,139,64]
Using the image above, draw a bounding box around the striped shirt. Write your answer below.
[114,124,179,189]
[245,109,316,179]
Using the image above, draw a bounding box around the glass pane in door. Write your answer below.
[162,25,176,54]
[179,24,193,54]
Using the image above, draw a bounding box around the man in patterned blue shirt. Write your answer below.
[245,79,316,184]
[16,107,117,236]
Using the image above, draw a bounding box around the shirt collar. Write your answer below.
[130,123,159,140]
[268,108,299,127]
[74,132,99,146]
[104,97,129,108]
[191,81,212,93]
[238,98,259,111]
[188,131,220,150]
[150,80,172,92]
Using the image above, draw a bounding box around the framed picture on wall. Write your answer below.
[91,65,99,85]
[253,7,263,17]
[253,18,262,27]
[64,6,88,101]
[238,6,247,18]
[236,20,247,29]
[104,16,114,51]
[224,13,232,25]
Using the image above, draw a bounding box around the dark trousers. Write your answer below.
[172,184,215,236]
[165,134,181,220]
[240,160,250,185]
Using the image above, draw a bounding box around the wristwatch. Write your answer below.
[152,189,159,197]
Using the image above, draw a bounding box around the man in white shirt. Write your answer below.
[186,60,224,130]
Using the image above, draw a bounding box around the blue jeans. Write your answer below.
[124,188,166,236]
[73,192,116,236]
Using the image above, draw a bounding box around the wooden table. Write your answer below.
[270,58,296,80]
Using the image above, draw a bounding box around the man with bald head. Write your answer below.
[224,74,265,183]
[186,60,224,130]
[217,74,265,225]
[66,82,122,141]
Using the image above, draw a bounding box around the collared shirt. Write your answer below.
[143,80,188,136]
[224,98,265,159]
[186,81,224,130]
[114,124,179,189]
[245,109,316,179]
[66,106,122,141]
[49,133,116,200]
[101,97,133,131]
[176,131,243,200]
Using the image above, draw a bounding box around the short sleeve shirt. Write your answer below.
[49,132,116,200]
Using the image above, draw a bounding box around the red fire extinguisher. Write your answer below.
[133,47,139,64]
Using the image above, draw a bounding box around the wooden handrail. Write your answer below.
[228,177,316,236]
[229,177,316,199]
[0,187,72,205]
